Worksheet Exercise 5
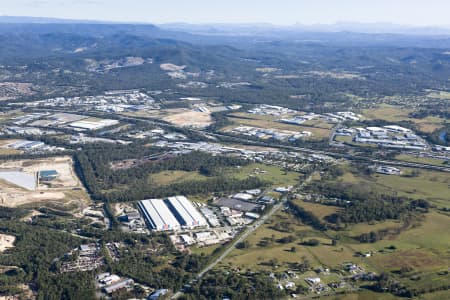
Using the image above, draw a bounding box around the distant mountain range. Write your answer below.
[0,16,119,24]
[1,16,450,36]
[161,22,450,37]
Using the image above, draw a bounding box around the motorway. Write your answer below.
[118,114,450,173]
[34,108,450,173]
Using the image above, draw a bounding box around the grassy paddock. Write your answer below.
[336,168,450,207]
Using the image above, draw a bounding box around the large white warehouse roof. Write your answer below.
[165,196,207,228]
[139,199,180,231]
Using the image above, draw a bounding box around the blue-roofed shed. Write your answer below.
[39,170,58,181]
[148,289,168,300]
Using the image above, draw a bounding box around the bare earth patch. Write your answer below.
[0,234,15,252]
[164,110,212,128]
[160,63,186,71]
[0,156,89,208]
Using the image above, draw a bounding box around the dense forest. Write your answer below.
[1,23,450,112]
[181,270,285,300]
[74,143,267,202]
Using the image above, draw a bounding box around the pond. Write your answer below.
[438,130,447,143]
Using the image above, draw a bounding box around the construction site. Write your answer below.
[0,156,88,208]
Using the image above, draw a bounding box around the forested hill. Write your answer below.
[0,22,449,110]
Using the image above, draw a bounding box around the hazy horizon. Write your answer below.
[1,0,450,27]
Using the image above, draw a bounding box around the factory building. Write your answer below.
[139,196,207,231]
[164,196,207,228]
[103,278,134,294]
[138,199,180,231]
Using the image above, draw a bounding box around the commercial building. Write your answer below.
[200,207,220,227]
[164,196,207,228]
[139,196,206,231]
[232,193,254,201]
[148,289,169,300]
[69,119,119,130]
[139,199,181,231]
[103,278,134,294]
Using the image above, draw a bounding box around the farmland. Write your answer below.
[362,104,447,133]
[333,167,450,207]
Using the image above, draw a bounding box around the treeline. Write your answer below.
[0,205,197,298]
[182,270,285,300]
[74,143,267,202]
[428,124,449,146]
[111,249,206,291]
[0,218,94,299]
[327,198,409,225]
[103,176,266,202]
[308,180,430,225]
[287,200,327,231]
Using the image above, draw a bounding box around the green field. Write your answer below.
[222,211,313,268]
[149,163,300,190]
[221,210,357,272]
[338,168,450,207]
[230,163,301,187]
[396,154,448,167]
[320,291,402,300]
[362,104,446,133]
[150,170,209,185]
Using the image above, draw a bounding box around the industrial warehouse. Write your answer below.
[138,196,207,231]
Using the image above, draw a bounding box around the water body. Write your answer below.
[439,130,448,143]
[0,171,36,190]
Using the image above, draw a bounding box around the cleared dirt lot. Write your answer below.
[0,139,23,155]
[164,109,212,128]
[0,156,89,208]
[0,234,15,253]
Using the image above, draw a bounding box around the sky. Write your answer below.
[1,0,450,27]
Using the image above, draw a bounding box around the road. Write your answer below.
[39,108,450,173]
[117,114,450,173]
[171,200,286,299]
[196,199,286,278]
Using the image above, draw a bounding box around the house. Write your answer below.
[285,282,296,289]
[100,274,120,285]
[305,277,321,285]
[148,289,169,300]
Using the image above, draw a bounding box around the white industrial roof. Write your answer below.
[139,199,180,230]
[166,196,207,227]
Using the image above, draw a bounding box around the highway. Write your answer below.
[36,108,450,173]
[120,114,450,173]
